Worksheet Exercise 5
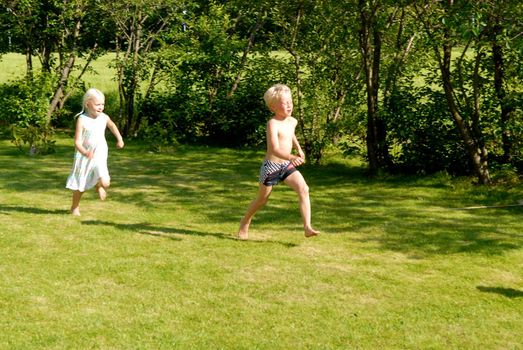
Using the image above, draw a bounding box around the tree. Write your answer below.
[100,0,188,137]
[142,0,277,147]
[357,0,423,174]
[415,0,492,184]
[1,0,50,77]
[484,0,523,165]
[46,0,104,123]
[267,0,363,164]
[358,0,388,174]
[2,0,106,124]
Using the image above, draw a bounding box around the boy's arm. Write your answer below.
[107,117,125,149]
[292,134,305,160]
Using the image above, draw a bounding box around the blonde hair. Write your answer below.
[263,84,292,111]
[77,88,105,116]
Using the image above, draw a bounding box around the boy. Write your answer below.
[237,84,319,240]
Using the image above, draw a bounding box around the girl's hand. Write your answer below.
[116,140,125,149]
[85,150,94,160]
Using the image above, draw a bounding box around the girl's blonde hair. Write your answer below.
[76,88,105,117]
[263,84,292,111]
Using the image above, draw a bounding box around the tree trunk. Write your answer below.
[491,20,514,164]
[120,12,142,137]
[286,6,309,156]
[471,50,489,166]
[46,15,84,125]
[25,48,33,79]
[372,27,389,169]
[359,0,388,174]
[61,44,99,109]
[133,58,159,136]
[439,44,491,184]
[227,13,263,98]
[46,54,75,125]
[115,37,126,131]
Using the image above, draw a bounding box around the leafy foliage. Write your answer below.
[386,80,470,175]
[0,0,522,179]
[0,74,55,154]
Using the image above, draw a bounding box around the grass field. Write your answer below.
[0,53,118,92]
[0,133,522,349]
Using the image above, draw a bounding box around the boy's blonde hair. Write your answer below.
[263,84,292,111]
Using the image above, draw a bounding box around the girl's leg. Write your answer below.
[96,176,111,201]
[71,190,83,216]
[237,184,273,240]
[284,171,319,237]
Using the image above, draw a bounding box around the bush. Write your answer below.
[139,55,282,148]
[10,124,55,155]
[386,85,470,175]
[0,74,56,154]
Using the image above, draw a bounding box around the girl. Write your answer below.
[66,88,124,216]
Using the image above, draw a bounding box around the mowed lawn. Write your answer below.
[0,134,522,349]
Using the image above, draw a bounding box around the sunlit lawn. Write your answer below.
[0,134,522,349]
[0,53,118,91]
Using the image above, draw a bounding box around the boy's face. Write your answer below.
[87,96,105,117]
[271,93,293,118]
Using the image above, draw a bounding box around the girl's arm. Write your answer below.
[74,117,93,159]
[107,118,125,149]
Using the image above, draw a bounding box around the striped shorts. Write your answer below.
[259,160,297,186]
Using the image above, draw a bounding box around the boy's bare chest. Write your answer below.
[274,119,295,136]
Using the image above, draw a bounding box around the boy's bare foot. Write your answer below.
[237,231,248,240]
[237,221,249,240]
[305,227,320,238]
[71,208,81,216]
[96,185,107,201]
[237,227,249,240]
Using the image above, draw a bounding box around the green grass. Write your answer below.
[0,53,118,92]
[0,134,522,349]
[0,53,29,83]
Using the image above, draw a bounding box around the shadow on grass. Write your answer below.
[0,143,72,192]
[81,220,298,247]
[477,286,523,298]
[2,137,521,256]
[0,204,66,215]
[72,152,523,256]
[343,205,523,255]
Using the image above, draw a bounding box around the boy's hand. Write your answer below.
[297,149,305,160]
[290,154,305,167]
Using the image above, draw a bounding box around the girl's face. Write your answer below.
[86,95,105,117]
[271,93,293,118]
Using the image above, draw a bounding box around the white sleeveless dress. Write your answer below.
[66,113,110,192]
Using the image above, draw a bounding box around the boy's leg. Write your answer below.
[283,171,319,237]
[237,184,273,240]
[71,190,83,216]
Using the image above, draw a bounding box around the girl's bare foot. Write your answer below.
[71,207,81,216]
[96,184,107,201]
[305,227,319,237]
